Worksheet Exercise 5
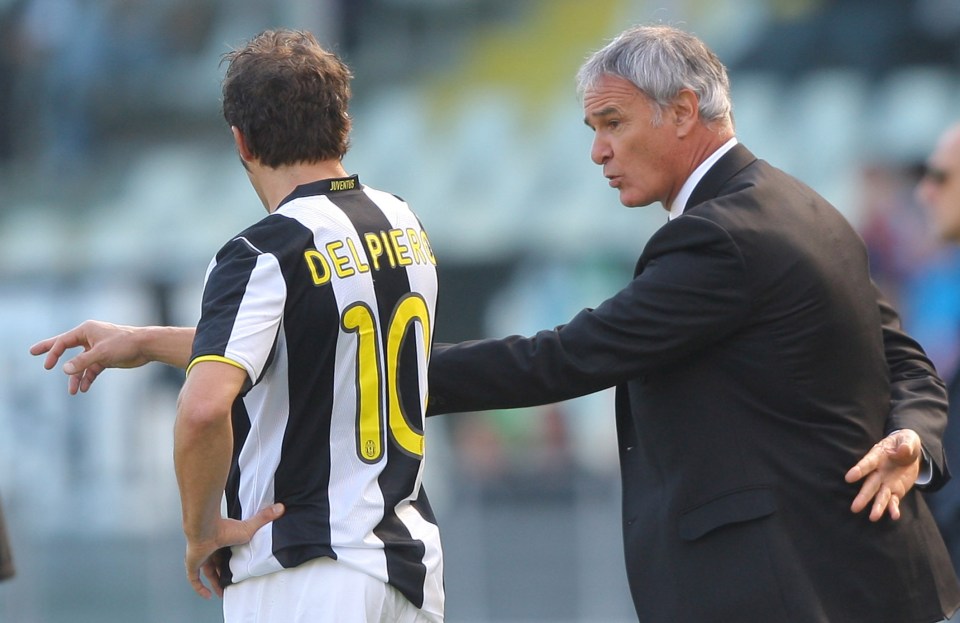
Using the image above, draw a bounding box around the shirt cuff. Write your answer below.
[916,446,933,486]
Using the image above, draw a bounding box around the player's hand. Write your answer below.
[184,503,284,599]
[29,320,150,394]
[845,429,922,522]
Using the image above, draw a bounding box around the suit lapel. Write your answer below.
[685,143,757,211]
[633,144,757,277]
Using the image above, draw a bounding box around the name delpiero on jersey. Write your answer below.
[303,227,437,286]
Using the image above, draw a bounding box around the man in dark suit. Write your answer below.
[426,25,960,622]
[917,123,960,583]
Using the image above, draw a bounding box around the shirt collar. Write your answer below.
[277,174,361,210]
[668,137,738,221]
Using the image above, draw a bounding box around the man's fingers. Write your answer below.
[67,374,81,396]
[186,552,213,599]
[181,506,284,601]
[189,571,212,600]
[32,331,89,368]
[66,364,104,396]
[845,464,864,483]
[187,556,211,599]
[870,487,893,522]
[201,559,223,599]
[28,337,54,357]
[63,349,103,376]
[850,472,882,513]
[238,504,285,542]
[846,445,884,483]
[848,431,922,520]
[77,364,105,393]
[30,335,69,362]
[844,465,861,483]
[248,503,284,531]
[42,340,72,370]
[889,495,901,521]
[258,503,285,524]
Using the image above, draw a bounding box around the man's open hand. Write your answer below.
[846,429,922,521]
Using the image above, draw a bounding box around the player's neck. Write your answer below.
[256,159,350,213]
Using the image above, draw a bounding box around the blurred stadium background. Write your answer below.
[1,0,960,621]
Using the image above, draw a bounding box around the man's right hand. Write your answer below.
[30,320,155,394]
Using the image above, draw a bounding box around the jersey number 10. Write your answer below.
[341,294,430,463]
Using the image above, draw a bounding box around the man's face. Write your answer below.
[583,74,683,208]
[917,126,960,243]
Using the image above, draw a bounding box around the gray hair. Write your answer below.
[577,25,732,127]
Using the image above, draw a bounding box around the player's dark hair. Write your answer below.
[221,29,352,168]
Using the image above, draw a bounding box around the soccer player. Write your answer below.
[36,30,443,623]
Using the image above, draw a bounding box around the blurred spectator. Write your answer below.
[733,0,960,78]
[0,1,26,163]
[914,123,960,588]
[858,163,937,305]
[859,158,960,390]
[18,0,110,168]
[862,127,960,618]
[5,0,219,170]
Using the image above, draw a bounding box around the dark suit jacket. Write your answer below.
[429,144,960,622]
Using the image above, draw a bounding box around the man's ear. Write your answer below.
[232,126,255,162]
[671,89,700,138]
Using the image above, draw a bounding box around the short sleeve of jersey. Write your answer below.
[190,236,286,386]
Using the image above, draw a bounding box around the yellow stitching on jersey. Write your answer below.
[186,355,247,376]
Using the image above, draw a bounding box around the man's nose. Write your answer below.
[591,136,610,165]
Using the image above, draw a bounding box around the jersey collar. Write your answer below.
[277,175,361,209]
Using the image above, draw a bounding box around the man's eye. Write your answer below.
[607,120,620,129]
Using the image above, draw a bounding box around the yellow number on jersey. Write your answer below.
[341,294,429,463]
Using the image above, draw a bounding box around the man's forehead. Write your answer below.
[583,76,646,116]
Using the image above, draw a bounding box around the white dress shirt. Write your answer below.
[668,136,738,220]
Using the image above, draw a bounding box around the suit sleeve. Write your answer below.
[428,216,751,415]
[878,283,951,490]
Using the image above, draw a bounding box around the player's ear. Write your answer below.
[232,126,255,163]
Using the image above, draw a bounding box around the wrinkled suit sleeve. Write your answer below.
[879,283,951,490]
[427,215,750,415]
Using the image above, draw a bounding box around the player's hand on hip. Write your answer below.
[29,320,149,394]
[185,503,285,599]
[845,429,922,522]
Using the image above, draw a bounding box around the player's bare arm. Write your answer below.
[29,321,196,394]
[175,360,283,599]
[845,428,923,522]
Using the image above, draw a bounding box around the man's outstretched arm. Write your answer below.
[29,321,196,394]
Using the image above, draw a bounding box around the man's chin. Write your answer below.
[617,193,652,209]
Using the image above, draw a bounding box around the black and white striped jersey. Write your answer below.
[188,175,443,616]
